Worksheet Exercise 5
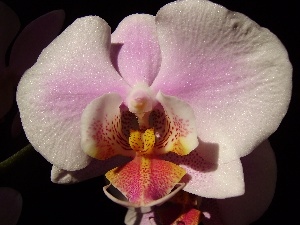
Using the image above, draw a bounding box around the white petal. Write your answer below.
[17,16,129,171]
[152,0,292,164]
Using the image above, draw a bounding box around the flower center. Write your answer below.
[126,83,157,129]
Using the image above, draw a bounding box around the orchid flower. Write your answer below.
[0,1,65,137]
[0,187,22,225]
[16,0,292,224]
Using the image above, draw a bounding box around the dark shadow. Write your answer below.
[162,138,219,179]
[196,137,219,166]
[110,43,123,74]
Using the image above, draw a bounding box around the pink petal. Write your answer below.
[17,16,130,171]
[0,2,20,69]
[152,0,292,164]
[162,141,244,198]
[111,14,161,86]
[9,10,65,85]
[81,93,135,160]
[0,187,22,225]
[216,140,276,225]
[155,91,199,155]
[51,155,131,184]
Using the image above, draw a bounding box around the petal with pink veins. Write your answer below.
[17,16,130,171]
[9,10,65,85]
[81,93,135,160]
[155,91,199,155]
[111,14,161,86]
[152,0,292,164]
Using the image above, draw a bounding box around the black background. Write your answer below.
[1,0,299,224]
